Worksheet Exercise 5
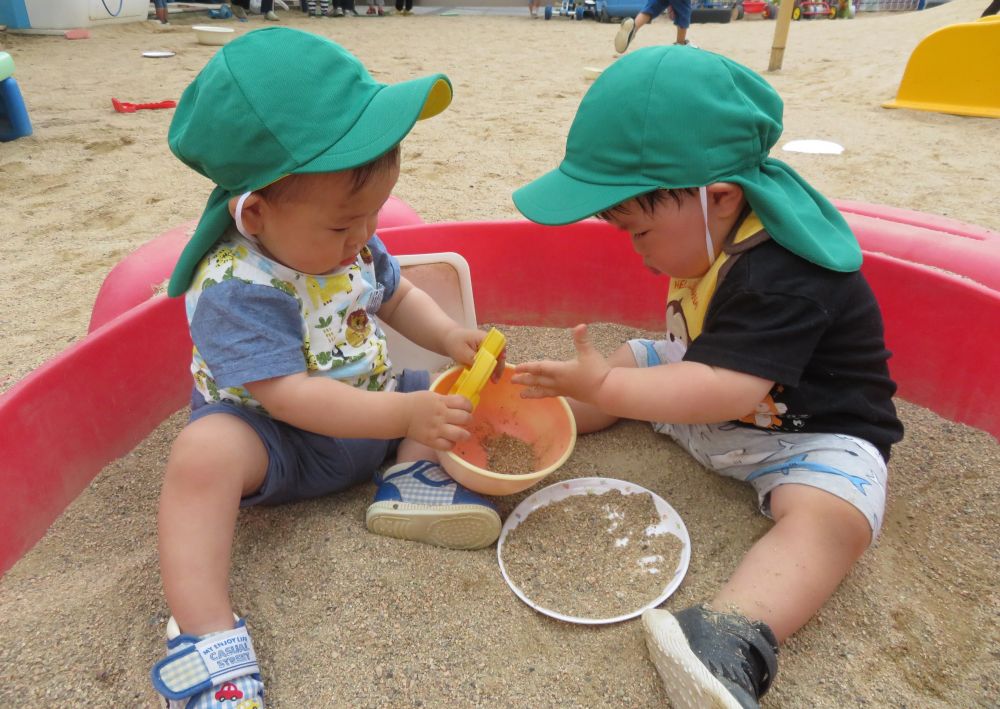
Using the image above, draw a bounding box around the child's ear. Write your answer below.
[227,193,265,236]
[706,182,745,217]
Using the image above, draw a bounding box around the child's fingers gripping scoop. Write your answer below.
[449,328,506,410]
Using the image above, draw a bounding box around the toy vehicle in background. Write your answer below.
[557,0,597,19]
[594,0,745,22]
[788,0,857,18]
[742,0,779,17]
[790,0,838,18]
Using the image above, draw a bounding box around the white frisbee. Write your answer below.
[782,139,845,155]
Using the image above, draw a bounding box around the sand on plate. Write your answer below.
[1,3,999,707]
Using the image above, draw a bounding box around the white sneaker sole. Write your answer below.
[642,609,743,709]
[366,502,500,550]
[615,18,635,54]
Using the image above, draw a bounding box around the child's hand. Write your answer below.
[443,328,490,368]
[512,324,609,402]
[491,346,506,383]
[404,390,474,451]
[444,328,505,382]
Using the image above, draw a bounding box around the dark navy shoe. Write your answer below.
[642,605,778,709]
[366,461,501,550]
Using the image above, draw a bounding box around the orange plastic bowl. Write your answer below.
[431,364,577,496]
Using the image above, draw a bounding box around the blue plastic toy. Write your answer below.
[207,4,233,19]
[0,52,32,143]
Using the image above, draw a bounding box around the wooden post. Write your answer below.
[768,0,796,71]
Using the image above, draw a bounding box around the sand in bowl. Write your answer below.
[484,432,539,475]
[501,489,683,620]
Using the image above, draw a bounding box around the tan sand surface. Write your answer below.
[1,4,998,707]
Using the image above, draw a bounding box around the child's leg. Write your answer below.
[158,414,267,636]
[152,0,168,22]
[614,0,661,54]
[712,483,871,641]
[642,426,885,707]
[670,0,692,44]
[641,486,870,708]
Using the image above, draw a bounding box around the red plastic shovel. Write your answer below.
[111,98,177,114]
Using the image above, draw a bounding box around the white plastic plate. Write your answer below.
[781,139,844,155]
[497,476,691,625]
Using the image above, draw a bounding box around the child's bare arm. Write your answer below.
[377,277,486,366]
[597,361,773,424]
[246,373,473,451]
[513,324,773,425]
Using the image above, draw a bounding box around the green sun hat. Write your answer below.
[512,46,861,272]
[166,27,453,296]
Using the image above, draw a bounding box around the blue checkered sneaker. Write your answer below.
[152,617,265,708]
[366,461,501,550]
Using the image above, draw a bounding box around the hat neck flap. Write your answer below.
[729,157,861,273]
[167,186,233,297]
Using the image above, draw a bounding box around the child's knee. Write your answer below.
[771,484,873,555]
[609,341,640,368]
[167,415,267,490]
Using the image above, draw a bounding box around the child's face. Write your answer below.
[605,190,716,280]
[254,165,400,274]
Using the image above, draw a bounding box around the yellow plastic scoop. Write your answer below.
[449,328,506,409]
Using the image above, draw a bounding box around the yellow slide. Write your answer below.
[883,16,1000,119]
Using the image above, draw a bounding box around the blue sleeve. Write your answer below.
[369,234,400,302]
[190,280,307,388]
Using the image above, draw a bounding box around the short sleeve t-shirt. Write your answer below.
[684,239,904,460]
[185,231,401,412]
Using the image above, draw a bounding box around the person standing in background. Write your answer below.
[230,0,280,20]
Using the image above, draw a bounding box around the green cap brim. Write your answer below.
[296,75,451,175]
[514,160,862,273]
[512,166,656,226]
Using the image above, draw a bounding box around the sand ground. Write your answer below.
[1,3,998,707]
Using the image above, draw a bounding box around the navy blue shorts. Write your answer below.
[641,0,692,27]
[152,0,168,9]
[188,369,430,507]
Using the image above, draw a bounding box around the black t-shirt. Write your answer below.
[684,237,904,461]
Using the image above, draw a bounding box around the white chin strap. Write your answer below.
[699,186,714,264]
[234,191,259,245]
